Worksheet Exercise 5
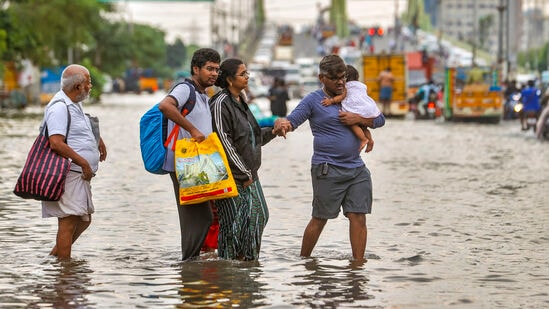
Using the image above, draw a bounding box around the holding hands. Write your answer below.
[273,118,293,139]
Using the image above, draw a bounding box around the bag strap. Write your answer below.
[164,80,197,151]
[43,99,71,143]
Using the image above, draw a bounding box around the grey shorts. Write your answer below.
[310,163,372,219]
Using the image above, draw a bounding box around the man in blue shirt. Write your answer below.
[273,54,385,261]
[520,80,541,130]
[414,80,438,116]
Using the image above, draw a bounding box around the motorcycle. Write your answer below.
[514,102,539,132]
[409,90,441,120]
[503,92,521,120]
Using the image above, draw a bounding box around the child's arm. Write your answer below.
[322,87,347,106]
[363,128,374,153]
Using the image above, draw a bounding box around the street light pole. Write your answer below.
[505,0,511,78]
[394,0,399,43]
[497,0,506,70]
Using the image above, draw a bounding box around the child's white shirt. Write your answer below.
[341,80,381,118]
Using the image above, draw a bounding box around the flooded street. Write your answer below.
[0,93,547,308]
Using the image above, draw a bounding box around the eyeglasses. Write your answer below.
[324,74,346,82]
[205,66,220,73]
[236,71,250,78]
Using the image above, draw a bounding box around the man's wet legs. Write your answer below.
[347,212,366,261]
[300,217,327,257]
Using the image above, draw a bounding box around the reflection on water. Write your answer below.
[0,93,548,308]
[292,259,373,308]
[176,259,266,308]
[34,260,94,308]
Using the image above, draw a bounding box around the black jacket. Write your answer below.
[209,89,276,183]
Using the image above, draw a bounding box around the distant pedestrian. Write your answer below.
[377,67,394,115]
[268,77,290,117]
[389,38,397,52]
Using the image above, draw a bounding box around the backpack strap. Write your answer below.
[180,78,197,116]
[164,80,198,150]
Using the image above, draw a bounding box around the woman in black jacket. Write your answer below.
[209,58,278,261]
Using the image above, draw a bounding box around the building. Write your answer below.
[424,0,525,76]
[521,0,548,51]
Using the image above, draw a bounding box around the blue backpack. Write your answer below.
[139,80,196,174]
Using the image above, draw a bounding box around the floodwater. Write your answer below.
[0,93,547,308]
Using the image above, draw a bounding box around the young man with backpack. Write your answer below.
[158,48,221,260]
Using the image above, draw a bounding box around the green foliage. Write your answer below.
[167,38,186,69]
[0,1,185,95]
[183,44,202,72]
[402,0,431,31]
[517,42,549,73]
[84,21,134,77]
[127,24,168,75]
[4,0,112,67]
[83,21,170,78]
[81,58,105,103]
[478,15,494,50]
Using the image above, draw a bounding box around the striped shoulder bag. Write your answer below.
[13,100,71,201]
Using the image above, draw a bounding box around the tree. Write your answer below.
[1,0,176,97]
[402,0,431,34]
[518,42,548,73]
[167,38,186,70]
[4,0,114,66]
[478,15,494,51]
[126,23,168,77]
[85,21,135,77]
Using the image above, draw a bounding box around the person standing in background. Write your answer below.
[42,64,107,260]
[377,67,394,115]
[268,77,290,117]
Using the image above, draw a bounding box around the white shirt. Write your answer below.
[342,81,381,118]
[42,91,100,173]
[162,83,212,172]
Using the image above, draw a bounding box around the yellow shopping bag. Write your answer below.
[174,132,238,205]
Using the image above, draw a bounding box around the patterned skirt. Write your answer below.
[215,180,269,261]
